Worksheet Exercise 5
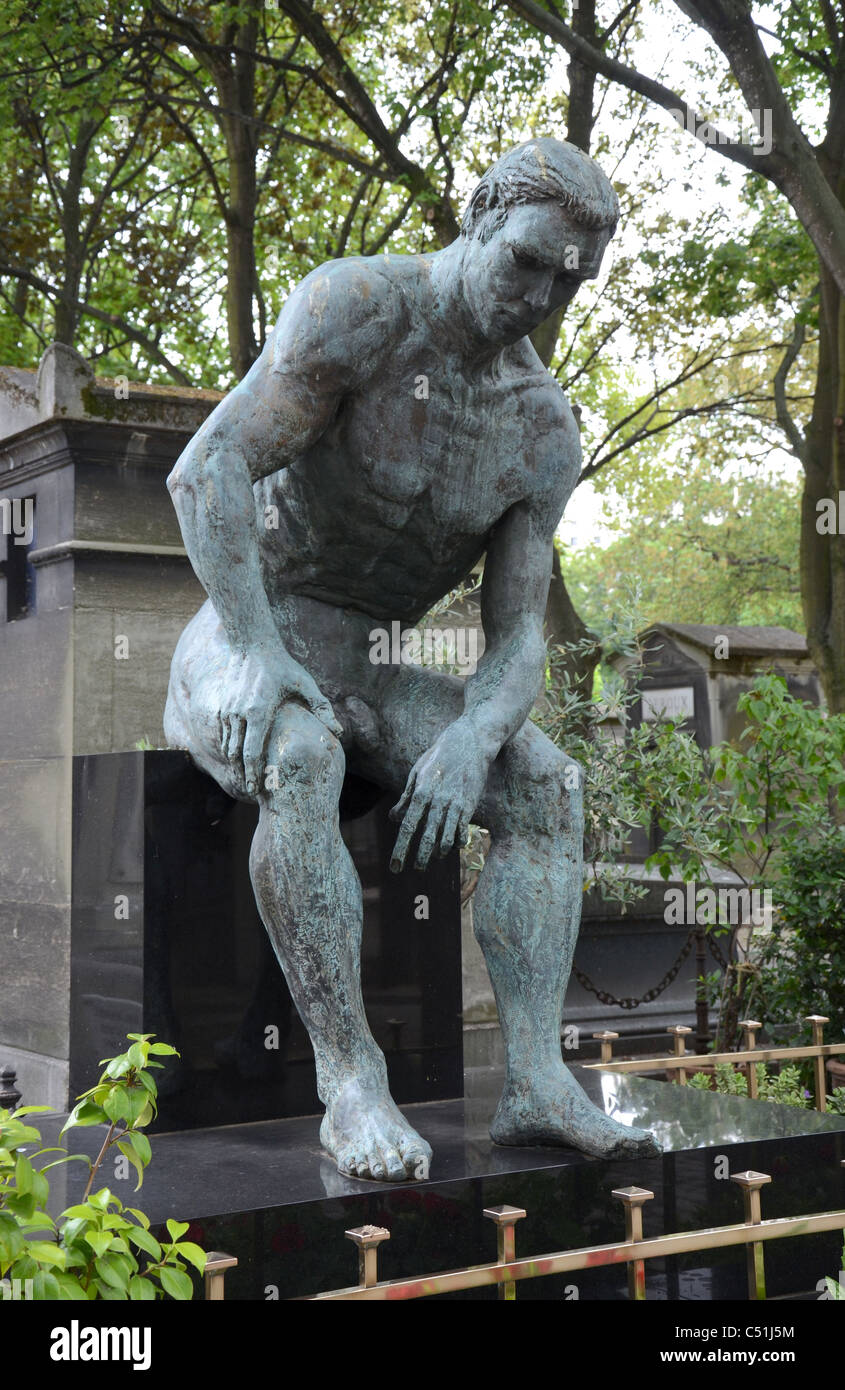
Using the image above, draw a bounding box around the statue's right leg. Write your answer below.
[165,603,433,1182]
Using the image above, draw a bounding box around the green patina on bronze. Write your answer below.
[165,137,660,1181]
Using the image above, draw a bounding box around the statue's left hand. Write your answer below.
[389,720,491,872]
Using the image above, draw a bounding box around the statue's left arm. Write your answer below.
[390,392,578,872]
[462,498,555,755]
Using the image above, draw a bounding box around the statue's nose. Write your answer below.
[523,275,554,313]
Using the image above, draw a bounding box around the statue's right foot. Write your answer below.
[320,1077,433,1182]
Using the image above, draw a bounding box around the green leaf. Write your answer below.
[128,1226,162,1260]
[5,1191,36,1220]
[116,1140,144,1192]
[166,1219,189,1242]
[60,1216,91,1245]
[103,1088,131,1123]
[41,1153,90,1173]
[173,1240,206,1273]
[60,1203,100,1221]
[32,1269,61,1299]
[129,1131,151,1165]
[124,1087,152,1126]
[61,1100,108,1133]
[93,1279,127,1300]
[15,1153,33,1193]
[88,1188,119,1212]
[30,1167,49,1206]
[84,1229,114,1258]
[157,1263,193,1300]
[96,1252,131,1291]
[102,1052,131,1079]
[129,1274,156,1300]
[54,1272,89,1299]
[27,1241,66,1269]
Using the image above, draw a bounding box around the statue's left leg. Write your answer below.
[355,657,660,1160]
[475,720,661,1158]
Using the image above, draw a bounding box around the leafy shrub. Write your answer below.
[0,1034,206,1300]
[689,1061,810,1108]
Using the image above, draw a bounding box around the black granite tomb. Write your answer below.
[42,1066,845,1301]
[68,751,463,1131]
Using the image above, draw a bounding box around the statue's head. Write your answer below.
[457,137,618,345]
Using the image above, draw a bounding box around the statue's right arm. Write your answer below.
[166,261,393,789]
[167,261,391,653]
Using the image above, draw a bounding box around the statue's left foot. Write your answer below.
[490,1065,661,1160]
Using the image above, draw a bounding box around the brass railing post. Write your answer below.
[612,1186,654,1301]
[483,1204,527,1301]
[593,1030,619,1064]
[739,1019,762,1098]
[805,1015,830,1111]
[667,1025,692,1085]
[731,1170,772,1300]
[346,1225,391,1289]
[204,1251,238,1300]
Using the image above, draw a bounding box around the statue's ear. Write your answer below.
[466,177,497,226]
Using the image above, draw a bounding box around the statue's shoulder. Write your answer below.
[509,338,579,434]
[272,256,407,381]
[506,338,581,508]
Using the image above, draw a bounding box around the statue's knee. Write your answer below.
[510,746,583,837]
[264,716,344,798]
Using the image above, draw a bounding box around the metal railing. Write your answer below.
[303,1164,845,1301]
[204,1252,237,1299]
[585,1014,845,1111]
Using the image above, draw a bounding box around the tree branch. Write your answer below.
[0,263,193,385]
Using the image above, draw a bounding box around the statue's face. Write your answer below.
[461,200,611,345]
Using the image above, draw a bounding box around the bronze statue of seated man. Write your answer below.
[165,137,660,1181]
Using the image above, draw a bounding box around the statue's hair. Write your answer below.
[461,138,619,243]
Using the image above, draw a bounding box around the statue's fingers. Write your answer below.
[390,792,426,873]
[225,714,245,762]
[390,770,417,823]
[457,812,471,849]
[242,720,268,797]
[288,673,343,738]
[415,800,448,871]
[438,802,462,857]
[307,692,343,739]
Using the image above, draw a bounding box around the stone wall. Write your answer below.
[0,346,216,1105]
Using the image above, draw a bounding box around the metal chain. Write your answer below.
[572,929,697,1010]
[707,930,731,970]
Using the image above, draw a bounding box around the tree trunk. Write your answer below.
[533,0,602,708]
[801,166,845,712]
[216,1,261,381]
[223,119,260,380]
[54,121,96,345]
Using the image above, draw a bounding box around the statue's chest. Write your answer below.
[340,366,527,530]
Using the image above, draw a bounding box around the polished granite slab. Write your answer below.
[39,1065,845,1300]
[69,752,463,1131]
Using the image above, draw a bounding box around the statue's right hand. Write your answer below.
[217,645,342,795]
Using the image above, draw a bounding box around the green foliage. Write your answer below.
[564,465,803,635]
[688,1061,750,1097]
[536,602,845,1048]
[827,1088,845,1116]
[0,1035,206,1300]
[689,1062,810,1108]
[748,832,845,1046]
